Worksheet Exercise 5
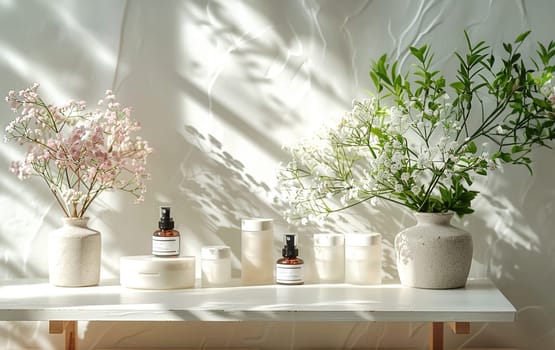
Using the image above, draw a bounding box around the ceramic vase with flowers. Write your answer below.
[278,31,555,289]
[4,84,153,287]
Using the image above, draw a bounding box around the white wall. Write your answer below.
[1,0,554,349]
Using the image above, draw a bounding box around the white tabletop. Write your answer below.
[0,279,515,323]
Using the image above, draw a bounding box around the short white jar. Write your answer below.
[313,233,344,283]
[345,233,382,285]
[201,245,232,287]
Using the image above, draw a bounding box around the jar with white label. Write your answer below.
[345,233,382,285]
[152,207,180,257]
[313,233,344,283]
[276,233,304,285]
[241,218,274,285]
[201,245,231,287]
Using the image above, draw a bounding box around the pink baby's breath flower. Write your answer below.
[3,84,153,218]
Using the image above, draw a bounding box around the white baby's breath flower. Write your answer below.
[411,185,421,195]
[277,40,555,223]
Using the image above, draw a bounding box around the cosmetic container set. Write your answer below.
[120,209,382,289]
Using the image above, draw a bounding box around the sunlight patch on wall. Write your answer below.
[42,1,118,68]
[0,0,14,9]
[0,42,75,102]
[175,0,355,204]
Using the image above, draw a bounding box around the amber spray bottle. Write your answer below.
[275,233,304,285]
[152,206,180,257]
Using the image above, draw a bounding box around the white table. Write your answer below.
[0,279,515,350]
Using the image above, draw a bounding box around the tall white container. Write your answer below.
[241,218,274,285]
[345,233,382,285]
[201,245,232,287]
[313,233,344,283]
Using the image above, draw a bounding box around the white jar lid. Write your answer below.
[241,218,273,231]
[313,233,344,247]
[201,245,231,260]
[345,233,381,246]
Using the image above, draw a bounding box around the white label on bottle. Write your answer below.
[276,263,304,284]
[152,236,180,256]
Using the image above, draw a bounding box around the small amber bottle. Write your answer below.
[276,233,304,285]
[152,207,180,257]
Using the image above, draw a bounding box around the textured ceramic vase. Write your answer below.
[48,217,101,287]
[394,212,473,289]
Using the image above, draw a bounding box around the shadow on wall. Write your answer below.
[178,124,276,274]
[448,147,555,349]
[0,235,43,278]
[0,321,60,350]
[176,0,441,284]
[0,155,58,279]
[185,0,357,123]
[172,0,409,281]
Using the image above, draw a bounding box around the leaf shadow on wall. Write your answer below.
[176,0,414,283]
[185,0,351,129]
[0,159,56,278]
[452,150,555,349]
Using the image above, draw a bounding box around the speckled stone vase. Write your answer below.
[394,212,473,289]
[48,217,101,287]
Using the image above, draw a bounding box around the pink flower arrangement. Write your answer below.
[4,83,153,218]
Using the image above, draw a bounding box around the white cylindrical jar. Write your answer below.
[313,233,344,283]
[345,233,382,285]
[241,218,274,285]
[201,245,232,287]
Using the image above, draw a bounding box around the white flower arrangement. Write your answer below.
[278,31,555,223]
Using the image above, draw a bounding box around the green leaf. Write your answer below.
[543,120,554,129]
[439,190,448,204]
[493,152,512,163]
[533,97,552,109]
[460,172,473,185]
[450,81,465,91]
[370,72,383,93]
[410,45,427,63]
[391,60,398,77]
[487,54,495,67]
[515,30,531,43]
[466,141,477,154]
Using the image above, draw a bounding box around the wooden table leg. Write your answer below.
[429,322,444,350]
[448,321,470,334]
[49,321,78,350]
[429,321,470,350]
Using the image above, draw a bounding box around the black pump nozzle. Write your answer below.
[282,233,298,258]
[159,206,175,230]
